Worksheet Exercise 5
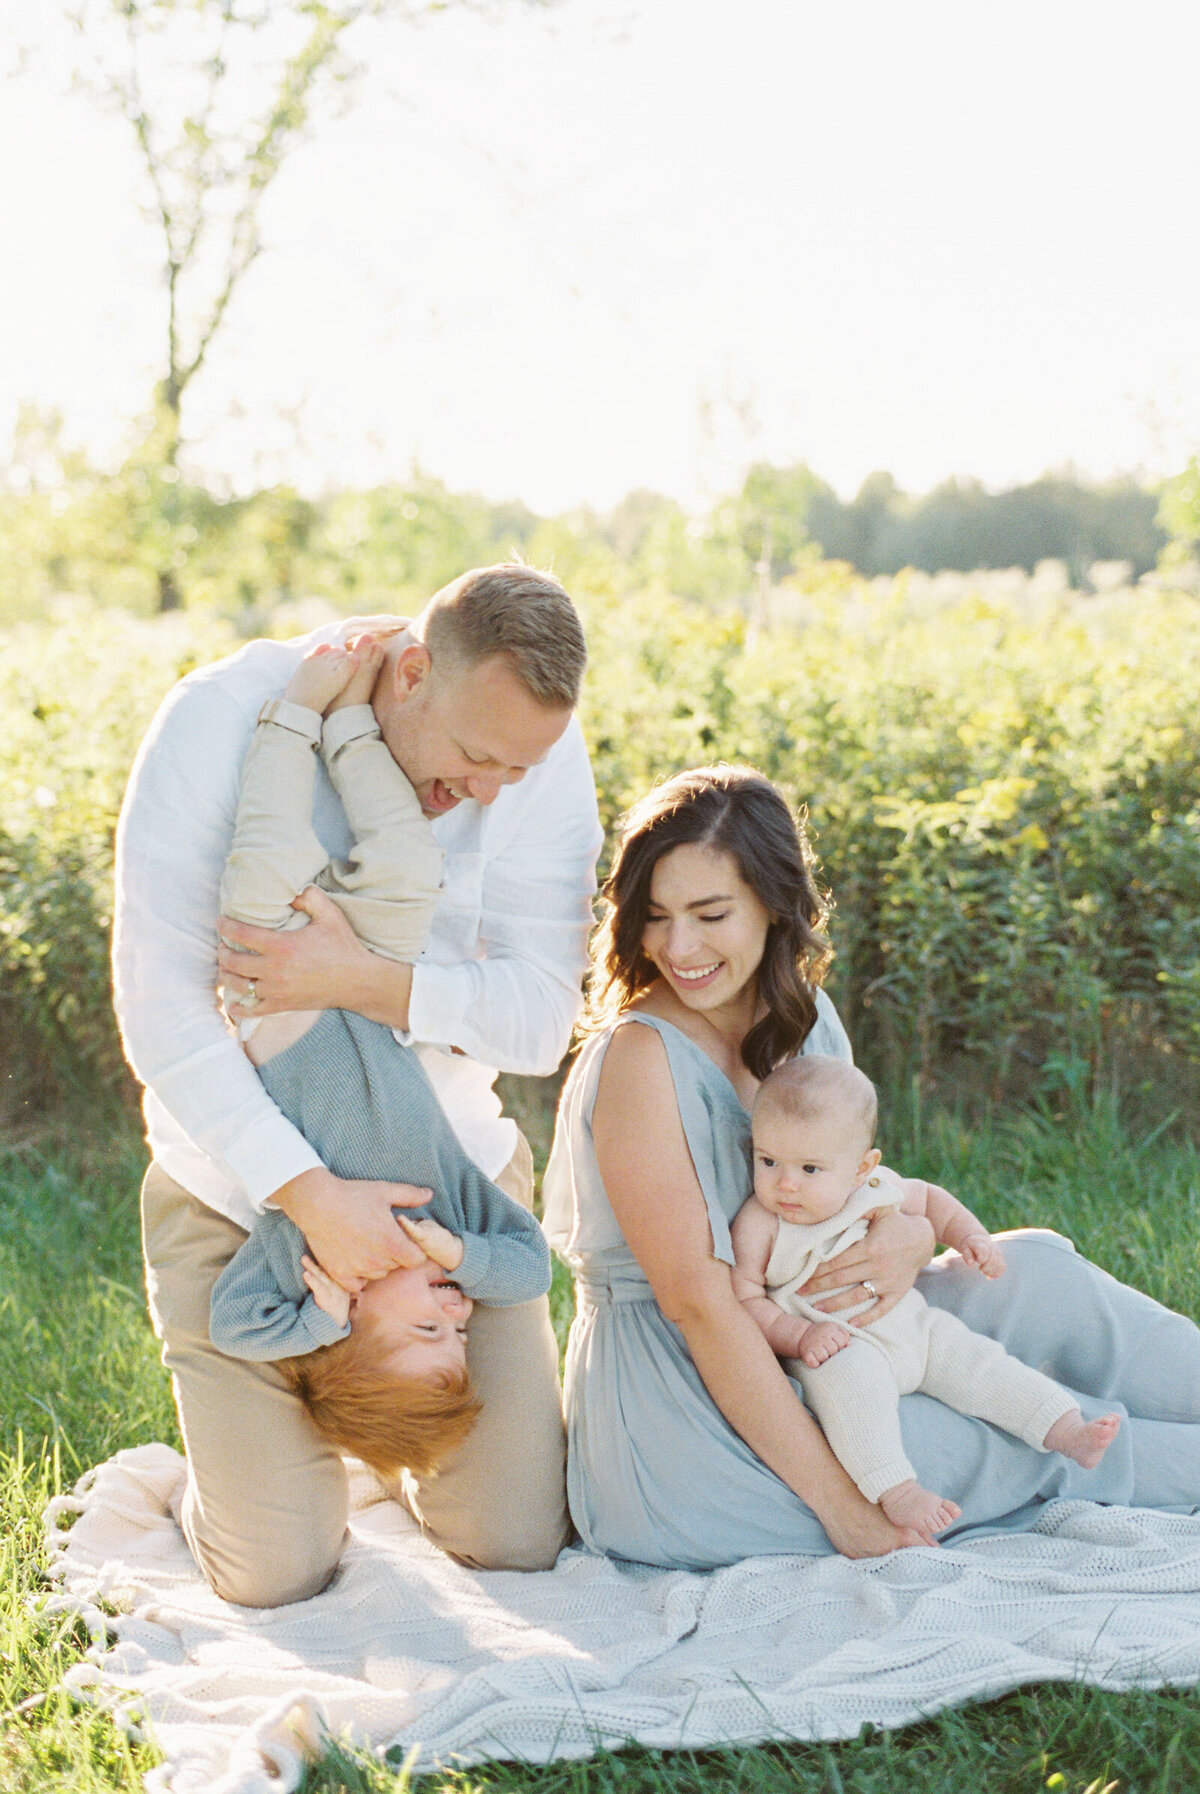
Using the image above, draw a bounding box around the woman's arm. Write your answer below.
[591,1025,921,1559]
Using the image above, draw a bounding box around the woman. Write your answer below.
[542,765,1200,1568]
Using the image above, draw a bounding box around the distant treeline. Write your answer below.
[801,471,1165,581]
[0,405,1178,621]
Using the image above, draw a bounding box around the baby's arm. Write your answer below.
[890,1171,1007,1277]
[209,1211,351,1360]
[730,1199,853,1364]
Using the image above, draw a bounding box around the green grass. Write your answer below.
[2,1088,1199,1793]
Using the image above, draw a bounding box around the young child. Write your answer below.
[730,1055,1121,1545]
[208,642,551,1483]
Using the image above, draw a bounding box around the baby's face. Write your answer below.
[352,1259,473,1380]
[751,1106,874,1225]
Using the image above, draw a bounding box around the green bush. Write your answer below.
[579,584,1200,1085]
[0,608,236,1116]
[2,583,1198,1118]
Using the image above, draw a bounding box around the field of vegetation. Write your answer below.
[3,565,1200,1792]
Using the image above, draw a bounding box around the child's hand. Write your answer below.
[326,638,384,712]
[959,1232,1007,1278]
[799,1319,854,1367]
[301,1254,352,1327]
[396,1213,465,1272]
[283,644,359,715]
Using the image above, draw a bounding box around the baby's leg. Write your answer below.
[920,1307,1120,1467]
[795,1337,960,1544]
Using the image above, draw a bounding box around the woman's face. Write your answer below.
[641,843,772,1020]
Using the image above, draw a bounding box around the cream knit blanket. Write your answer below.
[43,1445,1200,1793]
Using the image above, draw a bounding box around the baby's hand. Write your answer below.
[799,1319,854,1367]
[326,639,384,712]
[396,1213,464,1272]
[301,1254,352,1327]
[283,644,359,715]
[959,1231,1007,1278]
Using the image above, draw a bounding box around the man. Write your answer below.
[113,564,601,1606]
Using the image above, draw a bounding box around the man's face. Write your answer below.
[374,647,572,817]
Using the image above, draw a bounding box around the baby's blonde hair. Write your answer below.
[277,1320,481,1480]
[752,1055,878,1154]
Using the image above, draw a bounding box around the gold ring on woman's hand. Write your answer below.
[862,1279,878,1299]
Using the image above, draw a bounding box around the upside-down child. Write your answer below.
[730,1055,1121,1545]
[207,642,551,1483]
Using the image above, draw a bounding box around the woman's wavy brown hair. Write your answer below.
[586,765,833,1081]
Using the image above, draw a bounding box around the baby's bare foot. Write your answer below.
[327,641,384,712]
[879,1479,961,1545]
[284,644,355,713]
[1043,1409,1121,1468]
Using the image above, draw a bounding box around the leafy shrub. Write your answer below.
[0,608,236,1116]
[2,581,1198,1117]
[579,583,1200,1086]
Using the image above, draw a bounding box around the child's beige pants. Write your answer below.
[788,1289,1078,1502]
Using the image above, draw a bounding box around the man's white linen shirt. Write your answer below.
[112,622,602,1232]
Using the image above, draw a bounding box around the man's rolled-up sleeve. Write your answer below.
[406,720,602,1075]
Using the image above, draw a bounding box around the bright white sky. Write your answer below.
[2,0,1198,512]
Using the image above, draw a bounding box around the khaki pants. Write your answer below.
[142,1138,570,1608]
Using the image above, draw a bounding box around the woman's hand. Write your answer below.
[818,1495,929,1558]
[801,1207,936,1324]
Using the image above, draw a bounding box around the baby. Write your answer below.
[730,1055,1120,1545]
[208,642,551,1483]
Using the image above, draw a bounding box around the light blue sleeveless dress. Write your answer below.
[542,1002,1200,1569]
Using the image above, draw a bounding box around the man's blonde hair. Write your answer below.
[419,563,587,708]
[277,1323,481,1480]
[753,1055,878,1154]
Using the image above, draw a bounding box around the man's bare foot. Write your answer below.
[283,644,356,713]
[879,1479,961,1545]
[327,640,384,712]
[1043,1409,1121,1468]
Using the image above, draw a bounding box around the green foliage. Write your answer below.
[578,582,1200,1086]
[1158,456,1200,564]
[0,609,237,1117]
[3,579,1200,1120]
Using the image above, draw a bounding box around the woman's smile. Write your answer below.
[642,843,772,1021]
[668,959,722,986]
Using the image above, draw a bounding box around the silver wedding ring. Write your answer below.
[241,980,260,1010]
[862,1279,878,1299]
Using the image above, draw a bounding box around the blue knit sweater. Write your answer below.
[209,1009,551,1359]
